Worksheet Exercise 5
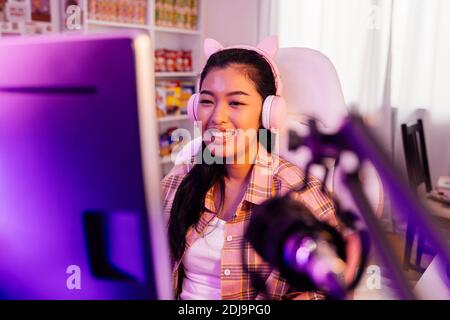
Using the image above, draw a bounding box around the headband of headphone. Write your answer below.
[203,36,283,96]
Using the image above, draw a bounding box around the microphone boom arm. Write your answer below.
[289,115,450,299]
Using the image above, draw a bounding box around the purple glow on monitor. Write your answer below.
[0,33,163,299]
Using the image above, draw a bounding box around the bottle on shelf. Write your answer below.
[155,0,199,31]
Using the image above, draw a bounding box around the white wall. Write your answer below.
[203,0,260,47]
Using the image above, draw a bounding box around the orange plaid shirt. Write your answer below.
[161,145,339,300]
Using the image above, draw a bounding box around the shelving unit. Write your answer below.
[0,0,202,177]
[86,19,149,29]
[157,114,189,122]
[154,25,200,35]
[84,0,204,177]
[156,71,197,78]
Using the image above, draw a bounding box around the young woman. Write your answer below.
[161,37,358,300]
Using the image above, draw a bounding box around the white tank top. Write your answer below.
[180,217,225,300]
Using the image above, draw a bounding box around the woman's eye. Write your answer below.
[229,101,244,106]
[200,99,213,105]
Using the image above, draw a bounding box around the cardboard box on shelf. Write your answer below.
[159,126,185,158]
[0,0,6,22]
[31,0,51,22]
[155,84,167,117]
[24,21,52,34]
[156,80,195,117]
[0,20,24,35]
[5,0,31,22]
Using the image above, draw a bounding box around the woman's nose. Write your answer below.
[210,101,229,125]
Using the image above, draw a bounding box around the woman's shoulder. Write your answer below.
[161,164,189,192]
[160,164,191,219]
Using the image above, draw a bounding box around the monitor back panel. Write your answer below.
[0,35,158,299]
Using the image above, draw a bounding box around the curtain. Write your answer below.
[390,0,450,184]
[261,0,450,184]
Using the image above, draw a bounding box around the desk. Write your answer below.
[414,256,450,299]
[421,197,450,229]
[413,197,450,299]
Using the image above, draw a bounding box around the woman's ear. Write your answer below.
[204,38,224,59]
[256,36,279,58]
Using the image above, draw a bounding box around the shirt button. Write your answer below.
[226,235,233,242]
[224,269,231,276]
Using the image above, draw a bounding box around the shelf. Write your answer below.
[86,20,150,30]
[86,21,201,35]
[154,26,201,35]
[157,114,189,122]
[156,72,198,78]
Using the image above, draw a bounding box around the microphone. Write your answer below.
[245,192,348,299]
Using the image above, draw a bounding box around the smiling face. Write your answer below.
[197,64,263,161]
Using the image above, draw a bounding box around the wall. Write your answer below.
[203,0,260,47]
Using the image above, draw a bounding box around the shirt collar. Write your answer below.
[242,143,276,206]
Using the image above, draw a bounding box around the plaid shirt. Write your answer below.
[161,145,339,300]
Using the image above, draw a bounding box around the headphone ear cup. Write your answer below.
[262,95,287,130]
[187,93,200,122]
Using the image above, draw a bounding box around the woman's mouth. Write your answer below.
[206,130,236,143]
[209,130,236,139]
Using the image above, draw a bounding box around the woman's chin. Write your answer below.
[205,143,241,162]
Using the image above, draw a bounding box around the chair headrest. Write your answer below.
[276,47,348,132]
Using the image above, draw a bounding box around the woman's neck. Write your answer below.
[225,163,253,182]
[225,141,259,183]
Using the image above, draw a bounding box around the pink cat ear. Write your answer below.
[204,38,225,59]
[256,36,279,58]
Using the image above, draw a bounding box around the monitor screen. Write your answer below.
[0,32,172,299]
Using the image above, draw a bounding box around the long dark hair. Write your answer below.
[168,48,277,262]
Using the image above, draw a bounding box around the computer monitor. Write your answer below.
[0,32,172,299]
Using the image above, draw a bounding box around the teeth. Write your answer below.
[210,131,235,138]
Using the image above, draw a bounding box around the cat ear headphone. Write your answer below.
[187,36,287,131]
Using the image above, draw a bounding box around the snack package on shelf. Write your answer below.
[180,81,195,114]
[163,0,174,27]
[155,48,166,72]
[31,0,51,22]
[182,50,192,71]
[165,49,176,72]
[88,0,147,25]
[159,126,184,158]
[165,80,182,114]
[88,0,97,20]
[155,0,198,30]
[0,0,57,35]
[175,50,184,71]
[136,0,147,24]
[156,80,195,117]
[155,83,167,117]
[155,48,192,72]
[174,0,185,29]
[0,0,6,23]
[188,0,198,30]
[154,0,161,25]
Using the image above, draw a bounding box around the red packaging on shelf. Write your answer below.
[182,50,192,72]
[155,48,167,72]
[166,49,177,72]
